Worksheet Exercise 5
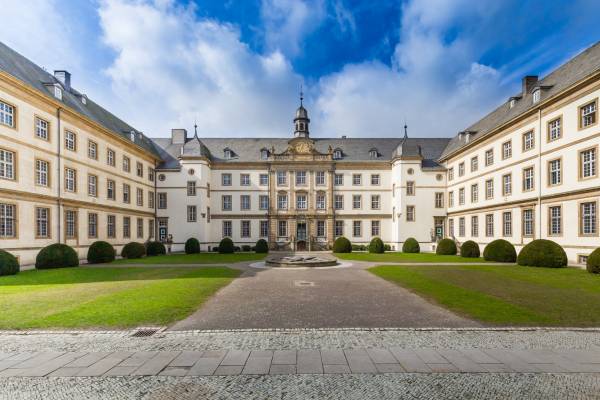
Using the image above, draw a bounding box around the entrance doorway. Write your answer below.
[434,217,445,240]
[297,222,307,251]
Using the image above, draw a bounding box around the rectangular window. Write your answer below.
[406,181,415,196]
[371,220,380,237]
[137,218,143,239]
[0,203,16,238]
[259,195,269,210]
[107,215,115,238]
[136,162,143,178]
[222,195,232,211]
[502,141,512,160]
[87,140,97,160]
[222,173,232,186]
[158,192,167,209]
[87,175,97,197]
[448,191,454,207]
[278,220,287,237]
[296,171,306,185]
[458,188,465,205]
[458,162,465,177]
[149,191,155,209]
[316,193,326,210]
[580,148,597,179]
[317,220,326,237]
[65,130,76,151]
[149,219,154,239]
[435,192,444,208]
[459,217,465,237]
[277,171,287,186]
[448,168,454,181]
[35,159,49,186]
[334,194,344,210]
[296,194,307,210]
[35,117,49,140]
[277,194,288,210]
[485,214,494,237]
[485,179,494,199]
[485,149,494,166]
[580,100,597,128]
[315,171,325,185]
[35,207,49,238]
[548,158,562,186]
[470,156,478,172]
[352,174,362,185]
[371,195,380,210]
[334,221,344,237]
[371,174,380,185]
[260,220,269,237]
[0,149,15,180]
[240,174,250,186]
[259,173,269,186]
[65,210,77,238]
[503,212,512,237]
[64,168,76,192]
[470,184,478,203]
[523,167,534,191]
[502,174,512,196]
[88,213,97,238]
[187,181,196,196]
[580,201,597,235]
[241,195,251,210]
[448,218,454,236]
[123,184,130,203]
[107,149,115,166]
[549,206,562,235]
[352,195,361,209]
[148,168,155,182]
[123,216,130,238]
[241,220,251,238]
[334,173,343,186]
[123,156,130,172]
[471,216,479,237]
[0,101,15,127]
[106,179,117,200]
[222,220,232,237]
[353,221,361,237]
[548,118,561,141]
[406,205,415,221]
[187,205,197,222]
[523,130,535,150]
[137,188,143,207]
[523,209,534,237]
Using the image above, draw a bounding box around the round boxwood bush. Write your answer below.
[436,238,457,255]
[402,237,420,253]
[146,241,166,257]
[219,237,235,254]
[255,239,269,253]
[185,238,200,254]
[483,239,517,262]
[121,242,146,259]
[87,241,116,264]
[517,239,567,268]
[333,236,352,253]
[0,249,19,276]
[35,243,79,269]
[586,248,600,274]
[460,240,480,258]
[368,237,385,253]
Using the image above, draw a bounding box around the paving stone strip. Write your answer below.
[0,347,599,378]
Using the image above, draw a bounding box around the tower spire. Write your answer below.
[403,119,408,139]
[194,119,198,138]
[299,84,304,106]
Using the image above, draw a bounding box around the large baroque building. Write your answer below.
[1,40,599,265]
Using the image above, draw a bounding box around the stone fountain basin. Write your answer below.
[265,254,338,268]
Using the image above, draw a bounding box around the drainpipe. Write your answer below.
[537,108,542,239]
[56,107,62,243]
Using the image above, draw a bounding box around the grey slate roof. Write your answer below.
[440,40,600,160]
[0,41,160,158]
[151,136,451,170]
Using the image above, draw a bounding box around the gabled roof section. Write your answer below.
[440,40,600,160]
[0,41,160,158]
[182,136,211,158]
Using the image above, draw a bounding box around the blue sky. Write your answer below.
[1,0,599,138]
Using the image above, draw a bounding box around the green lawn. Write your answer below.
[336,252,493,263]
[0,267,240,329]
[369,264,600,326]
[112,252,266,264]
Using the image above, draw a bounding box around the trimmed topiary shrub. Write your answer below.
[586,248,600,274]
[369,237,385,253]
[242,245,252,252]
[436,238,457,255]
[35,243,79,269]
[384,244,392,251]
[483,239,517,262]
[0,249,19,276]
[219,237,235,254]
[402,237,420,253]
[121,242,146,259]
[87,241,116,264]
[146,241,166,256]
[351,244,366,251]
[460,240,480,258]
[255,239,269,253]
[517,239,567,268]
[185,238,200,254]
[333,236,352,253]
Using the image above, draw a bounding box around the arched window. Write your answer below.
[333,149,342,159]
[369,149,378,159]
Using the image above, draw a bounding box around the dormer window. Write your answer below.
[224,148,233,159]
[532,89,541,104]
[54,85,62,100]
[369,149,378,159]
[333,149,342,159]
[81,95,87,105]
[509,99,516,108]
[260,149,269,160]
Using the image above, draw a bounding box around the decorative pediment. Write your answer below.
[272,138,332,161]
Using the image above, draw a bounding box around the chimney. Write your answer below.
[54,70,71,91]
[522,75,538,96]
[171,128,187,144]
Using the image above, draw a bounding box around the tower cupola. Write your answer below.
[293,87,310,138]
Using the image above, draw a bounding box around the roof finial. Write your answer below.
[194,119,198,138]
[403,119,408,139]
[299,83,304,106]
